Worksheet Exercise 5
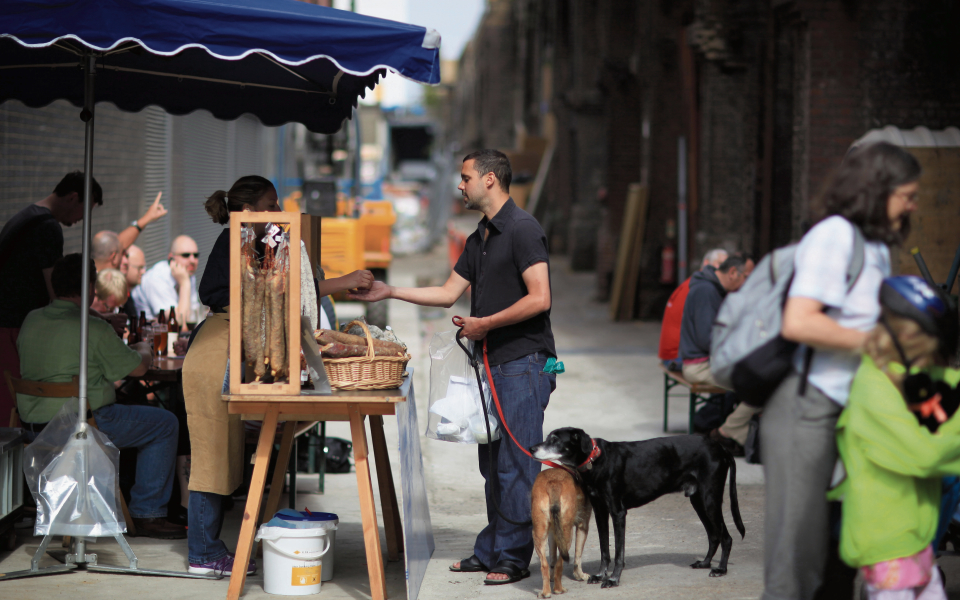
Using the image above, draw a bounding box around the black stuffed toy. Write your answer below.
[903,373,960,433]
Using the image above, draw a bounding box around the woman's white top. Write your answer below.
[300,240,318,331]
[788,216,891,405]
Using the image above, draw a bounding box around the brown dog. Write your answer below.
[532,468,592,598]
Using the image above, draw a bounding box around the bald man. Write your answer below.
[132,235,201,325]
[121,244,147,321]
[93,230,123,271]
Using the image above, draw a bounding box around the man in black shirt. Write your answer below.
[351,150,556,585]
[0,171,102,427]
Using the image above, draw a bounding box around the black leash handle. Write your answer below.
[454,323,532,527]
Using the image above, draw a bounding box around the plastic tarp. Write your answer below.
[0,0,441,133]
[23,403,125,537]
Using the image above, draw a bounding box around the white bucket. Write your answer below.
[273,512,339,581]
[256,525,331,596]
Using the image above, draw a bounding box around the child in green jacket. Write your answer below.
[830,276,960,600]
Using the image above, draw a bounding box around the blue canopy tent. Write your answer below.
[0,0,439,582]
[0,0,440,131]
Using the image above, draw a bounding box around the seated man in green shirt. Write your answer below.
[17,253,185,540]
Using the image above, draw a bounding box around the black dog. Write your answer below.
[530,427,745,587]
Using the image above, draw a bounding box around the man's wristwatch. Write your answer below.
[130,220,143,232]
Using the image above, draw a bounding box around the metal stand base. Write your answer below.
[0,534,222,582]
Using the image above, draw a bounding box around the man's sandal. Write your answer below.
[483,562,531,585]
[449,555,488,573]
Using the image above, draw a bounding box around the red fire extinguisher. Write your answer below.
[660,243,676,285]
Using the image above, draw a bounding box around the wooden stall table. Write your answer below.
[223,377,414,600]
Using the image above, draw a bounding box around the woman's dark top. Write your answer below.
[198,228,230,312]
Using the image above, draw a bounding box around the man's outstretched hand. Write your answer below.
[348,280,391,302]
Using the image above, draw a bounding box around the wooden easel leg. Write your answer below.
[370,415,403,560]
[349,404,387,600]
[227,407,279,600]
[261,420,296,524]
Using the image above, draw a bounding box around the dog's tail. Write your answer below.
[727,454,746,539]
[550,490,571,563]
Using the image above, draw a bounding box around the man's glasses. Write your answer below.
[176,252,200,259]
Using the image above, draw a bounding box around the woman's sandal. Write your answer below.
[483,562,531,585]
[449,554,488,573]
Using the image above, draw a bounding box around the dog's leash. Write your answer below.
[453,316,600,526]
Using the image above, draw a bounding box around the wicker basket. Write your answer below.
[321,320,410,390]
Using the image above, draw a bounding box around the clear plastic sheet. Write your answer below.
[23,402,125,537]
[425,330,500,444]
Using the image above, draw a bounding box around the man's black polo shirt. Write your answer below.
[453,198,556,366]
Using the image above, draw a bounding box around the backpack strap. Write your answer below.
[798,221,867,396]
[845,225,865,293]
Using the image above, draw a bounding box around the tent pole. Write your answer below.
[78,51,96,422]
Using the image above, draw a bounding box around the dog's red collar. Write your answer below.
[576,439,602,471]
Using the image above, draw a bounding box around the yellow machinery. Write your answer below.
[319,199,396,327]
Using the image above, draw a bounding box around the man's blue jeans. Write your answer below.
[93,403,178,519]
[474,352,555,571]
[188,490,229,564]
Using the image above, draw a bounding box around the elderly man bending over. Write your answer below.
[16,253,185,539]
[133,235,201,325]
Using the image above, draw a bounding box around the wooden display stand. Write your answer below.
[228,212,302,395]
[224,212,411,600]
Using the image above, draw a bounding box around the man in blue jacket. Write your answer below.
[679,255,748,386]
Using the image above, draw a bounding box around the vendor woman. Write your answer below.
[183,175,373,575]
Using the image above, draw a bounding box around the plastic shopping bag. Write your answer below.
[426,329,500,444]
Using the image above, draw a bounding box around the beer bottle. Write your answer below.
[157,309,166,325]
[138,311,147,339]
[128,314,140,345]
[167,306,180,355]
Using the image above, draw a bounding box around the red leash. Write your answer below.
[453,316,600,474]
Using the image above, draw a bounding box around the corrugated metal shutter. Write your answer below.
[234,116,263,178]
[137,107,171,268]
[174,111,231,282]
[0,100,148,254]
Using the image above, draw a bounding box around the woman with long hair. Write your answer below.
[761,142,921,600]
[182,175,372,575]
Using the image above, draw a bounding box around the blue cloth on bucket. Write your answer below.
[267,508,339,528]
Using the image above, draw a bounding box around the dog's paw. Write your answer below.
[587,575,604,585]
[555,584,567,595]
[537,591,552,599]
[690,560,712,569]
[573,570,590,582]
[600,578,619,588]
[709,568,727,577]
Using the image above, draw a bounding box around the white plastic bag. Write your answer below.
[426,330,500,444]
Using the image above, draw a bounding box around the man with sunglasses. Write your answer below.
[132,235,202,326]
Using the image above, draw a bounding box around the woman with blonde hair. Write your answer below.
[183,175,372,575]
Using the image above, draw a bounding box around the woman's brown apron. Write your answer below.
[182,311,244,495]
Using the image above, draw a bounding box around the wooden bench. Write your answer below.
[660,365,726,434]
